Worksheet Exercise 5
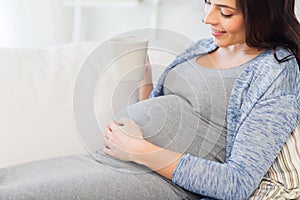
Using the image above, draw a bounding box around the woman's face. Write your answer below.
[203,0,245,47]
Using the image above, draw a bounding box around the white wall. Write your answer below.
[0,0,73,48]
[78,0,300,44]
[80,0,209,43]
[0,0,208,48]
[0,0,299,48]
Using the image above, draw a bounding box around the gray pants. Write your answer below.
[0,155,200,200]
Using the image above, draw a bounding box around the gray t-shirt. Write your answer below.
[117,57,248,162]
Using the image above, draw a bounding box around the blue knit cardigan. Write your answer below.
[150,38,300,199]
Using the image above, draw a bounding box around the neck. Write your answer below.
[221,43,261,55]
[210,43,264,69]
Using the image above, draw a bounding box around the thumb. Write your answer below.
[145,55,151,70]
[116,117,132,126]
[117,117,142,138]
[146,55,150,65]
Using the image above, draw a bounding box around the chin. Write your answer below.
[212,38,228,47]
[213,38,245,48]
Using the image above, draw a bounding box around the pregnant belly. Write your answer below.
[115,95,226,161]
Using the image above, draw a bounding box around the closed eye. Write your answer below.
[221,13,233,18]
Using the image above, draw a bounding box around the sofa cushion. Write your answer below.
[0,42,100,168]
[250,121,300,199]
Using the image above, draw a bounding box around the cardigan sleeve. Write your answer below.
[172,63,299,199]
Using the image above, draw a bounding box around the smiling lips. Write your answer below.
[212,29,227,37]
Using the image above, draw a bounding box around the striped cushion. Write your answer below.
[250,121,300,200]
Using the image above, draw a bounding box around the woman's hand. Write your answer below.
[139,56,153,101]
[103,117,183,180]
[103,118,145,162]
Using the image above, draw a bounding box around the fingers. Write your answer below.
[104,126,112,140]
[104,126,112,144]
[103,126,115,156]
[146,55,150,68]
[103,136,112,149]
[108,120,120,132]
[105,117,141,141]
[114,120,124,127]
[116,118,131,135]
[116,118,126,126]
[105,119,126,142]
[102,143,113,156]
[104,120,126,145]
[117,117,133,126]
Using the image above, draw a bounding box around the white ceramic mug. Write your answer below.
[110,36,148,82]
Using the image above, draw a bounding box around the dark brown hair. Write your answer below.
[236,0,300,68]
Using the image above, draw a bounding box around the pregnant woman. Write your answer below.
[101,0,300,199]
[1,0,299,199]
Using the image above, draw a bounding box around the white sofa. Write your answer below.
[0,40,177,168]
[0,42,96,168]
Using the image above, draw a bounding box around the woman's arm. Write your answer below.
[139,56,153,101]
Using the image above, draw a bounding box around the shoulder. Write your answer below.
[230,47,299,111]
[253,47,297,70]
[237,47,299,111]
[242,47,298,83]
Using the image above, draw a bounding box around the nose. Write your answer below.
[203,6,218,25]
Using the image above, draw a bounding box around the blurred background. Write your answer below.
[0,0,299,49]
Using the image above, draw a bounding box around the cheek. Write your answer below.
[224,18,245,33]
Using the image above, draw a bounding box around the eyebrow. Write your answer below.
[215,3,238,10]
